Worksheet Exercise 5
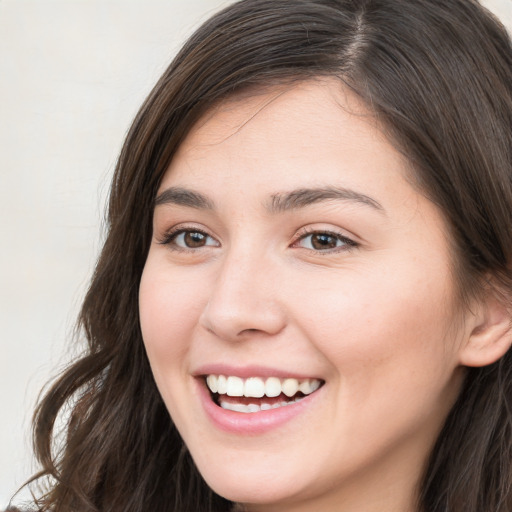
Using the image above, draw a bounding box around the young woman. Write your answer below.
[22,0,512,511]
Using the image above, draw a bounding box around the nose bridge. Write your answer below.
[199,242,286,341]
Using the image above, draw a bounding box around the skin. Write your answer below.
[139,80,479,511]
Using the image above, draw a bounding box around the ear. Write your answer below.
[458,287,512,368]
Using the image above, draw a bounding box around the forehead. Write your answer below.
[184,81,377,149]
[162,80,410,195]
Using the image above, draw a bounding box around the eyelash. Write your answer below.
[292,227,358,254]
[157,226,218,252]
[157,226,358,254]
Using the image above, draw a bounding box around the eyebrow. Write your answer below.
[154,185,384,214]
[267,187,385,214]
[154,187,215,210]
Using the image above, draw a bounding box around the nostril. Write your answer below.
[239,328,259,335]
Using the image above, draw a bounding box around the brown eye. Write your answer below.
[184,231,207,248]
[310,233,339,250]
[295,231,355,252]
[167,230,219,249]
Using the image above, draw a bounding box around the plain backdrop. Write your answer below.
[1,0,511,507]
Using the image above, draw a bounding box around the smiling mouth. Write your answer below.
[205,375,324,413]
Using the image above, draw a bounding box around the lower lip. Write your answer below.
[196,379,321,435]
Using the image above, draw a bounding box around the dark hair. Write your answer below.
[21,0,512,511]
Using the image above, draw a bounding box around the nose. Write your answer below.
[199,251,287,342]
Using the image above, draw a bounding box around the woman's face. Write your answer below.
[139,81,472,511]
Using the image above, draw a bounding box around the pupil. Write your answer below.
[312,234,336,250]
[185,232,206,247]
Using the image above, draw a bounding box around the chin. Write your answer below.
[191,448,325,509]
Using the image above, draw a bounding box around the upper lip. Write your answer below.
[193,363,322,380]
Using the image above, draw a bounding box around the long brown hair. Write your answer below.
[21,1,512,511]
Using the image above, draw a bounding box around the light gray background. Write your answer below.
[1,0,510,507]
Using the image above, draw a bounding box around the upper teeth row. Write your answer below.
[206,375,321,398]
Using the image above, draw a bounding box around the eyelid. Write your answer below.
[156,224,220,250]
[291,226,359,252]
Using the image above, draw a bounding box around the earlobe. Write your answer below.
[458,289,512,368]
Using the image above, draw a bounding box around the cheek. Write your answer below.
[292,258,460,401]
[138,258,212,433]
[139,259,206,370]
[290,262,464,468]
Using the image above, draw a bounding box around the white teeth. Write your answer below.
[206,375,218,393]
[282,378,299,397]
[299,379,321,394]
[206,374,322,398]
[265,377,282,397]
[217,375,227,394]
[219,399,300,413]
[244,377,265,398]
[221,402,248,413]
[226,376,244,397]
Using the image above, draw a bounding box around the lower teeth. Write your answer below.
[219,397,304,413]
